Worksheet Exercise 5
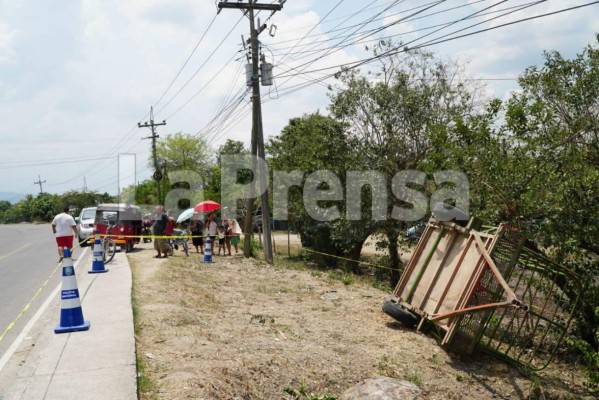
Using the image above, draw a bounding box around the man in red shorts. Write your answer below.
[52,207,78,263]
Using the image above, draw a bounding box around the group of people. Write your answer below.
[51,206,243,262]
[189,212,242,256]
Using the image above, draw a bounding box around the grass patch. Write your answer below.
[129,258,159,400]
[406,371,423,385]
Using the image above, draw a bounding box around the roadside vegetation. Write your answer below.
[5,35,599,389]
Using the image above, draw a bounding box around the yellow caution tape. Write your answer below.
[0,262,61,343]
[294,247,401,272]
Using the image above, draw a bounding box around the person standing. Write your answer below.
[217,226,225,256]
[52,207,78,263]
[205,213,218,253]
[190,213,204,254]
[224,221,232,256]
[228,219,241,255]
[152,206,169,259]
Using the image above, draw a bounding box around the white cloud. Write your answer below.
[1,0,599,196]
[0,20,18,64]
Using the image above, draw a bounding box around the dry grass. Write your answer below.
[128,242,589,400]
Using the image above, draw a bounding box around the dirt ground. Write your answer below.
[127,240,591,400]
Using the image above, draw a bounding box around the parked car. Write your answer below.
[405,222,426,242]
[76,207,97,246]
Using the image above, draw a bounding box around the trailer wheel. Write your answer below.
[382,300,419,328]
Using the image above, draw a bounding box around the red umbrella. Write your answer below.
[193,200,221,213]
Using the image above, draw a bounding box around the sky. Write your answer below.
[1,0,598,200]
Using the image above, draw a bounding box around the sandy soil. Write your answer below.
[127,242,590,400]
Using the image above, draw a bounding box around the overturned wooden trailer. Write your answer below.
[384,215,582,370]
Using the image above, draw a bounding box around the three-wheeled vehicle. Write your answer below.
[92,203,142,252]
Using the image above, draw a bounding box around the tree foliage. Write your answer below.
[328,43,483,282]
[268,112,375,271]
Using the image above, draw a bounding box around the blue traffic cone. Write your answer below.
[89,231,108,274]
[201,237,213,263]
[55,248,90,334]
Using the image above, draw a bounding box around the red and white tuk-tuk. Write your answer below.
[92,203,142,252]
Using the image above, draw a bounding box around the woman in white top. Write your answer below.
[205,213,218,253]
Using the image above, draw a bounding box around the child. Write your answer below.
[229,219,241,255]
[217,226,225,256]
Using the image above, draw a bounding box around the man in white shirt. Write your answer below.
[52,207,78,263]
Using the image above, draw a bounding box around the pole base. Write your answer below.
[54,320,90,334]
[88,269,109,274]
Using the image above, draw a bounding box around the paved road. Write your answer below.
[0,224,87,360]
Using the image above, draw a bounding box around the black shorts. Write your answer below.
[218,238,225,245]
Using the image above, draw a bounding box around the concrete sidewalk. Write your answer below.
[0,250,137,400]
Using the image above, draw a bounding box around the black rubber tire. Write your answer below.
[79,236,87,247]
[382,300,419,328]
[125,241,133,253]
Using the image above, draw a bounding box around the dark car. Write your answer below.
[405,222,426,242]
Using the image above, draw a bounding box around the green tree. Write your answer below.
[31,193,59,221]
[154,132,213,206]
[206,139,249,207]
[329,42,482,283]
[155,131,212,173]
[268,112,375,271]
[501,38,599,354]
[59,190,114,214]
[425,37,599,378]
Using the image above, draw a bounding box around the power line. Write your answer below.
[0,155,119,170]
[272,0,545,81]
[273,0,448,89]
[269,1,531,58]
[152,14,220,109]
[264,0,597,105]
[276,0,347,65]
[163,50,243,121]
[154,13,246,117]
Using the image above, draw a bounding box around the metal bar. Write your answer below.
[218,2,282,11]
[485,262,527,348]
[430,300,515,322]
[524,271,568,366]
[472,232,519,302]
[406,226,446,303]
[513,265,556,360]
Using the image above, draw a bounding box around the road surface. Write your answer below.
[0,224,87,360]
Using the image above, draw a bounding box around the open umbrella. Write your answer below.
[176,207,196,224]
[193,200,221,213]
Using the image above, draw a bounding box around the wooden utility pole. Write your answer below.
[34,175,46,195]
[138,106,166,204]
[217,0,284,264]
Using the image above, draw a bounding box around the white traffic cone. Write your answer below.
[89,231,108,274]
[55,248,90,334]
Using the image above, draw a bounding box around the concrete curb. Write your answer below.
[0,250,137,400]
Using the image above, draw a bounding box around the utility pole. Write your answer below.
[217,0,283,264]
[34,175,46,195]
[138,106,166,204]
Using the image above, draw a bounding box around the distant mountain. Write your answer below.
[0,192,26,203]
